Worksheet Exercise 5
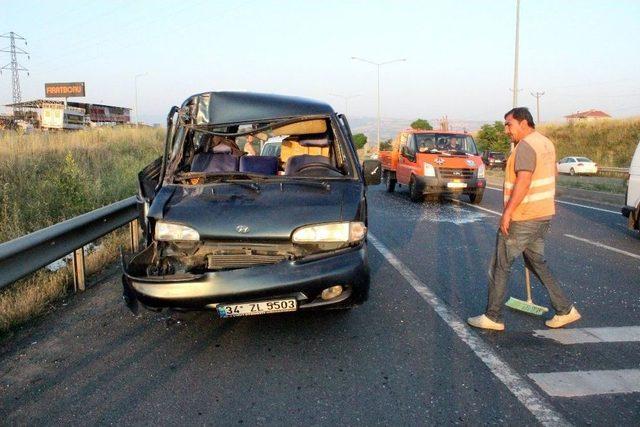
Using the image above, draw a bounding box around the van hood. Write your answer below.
[417,153,482,168]
[148,181,362,240]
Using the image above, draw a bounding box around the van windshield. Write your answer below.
[416,134,478,155]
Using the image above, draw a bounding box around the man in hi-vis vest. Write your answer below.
[468,107,581,331]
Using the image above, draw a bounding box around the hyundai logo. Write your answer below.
[453,171,462,176]
[236,225,250,234]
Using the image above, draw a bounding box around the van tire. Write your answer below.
[570,167,576,176]
[384,171,396,193]
[409,177,423,202]
[469,189,484,204]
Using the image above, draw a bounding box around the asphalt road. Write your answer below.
[1,184,639,425]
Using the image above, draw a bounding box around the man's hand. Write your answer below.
[500,211,512,236]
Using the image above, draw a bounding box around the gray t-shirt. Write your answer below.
[515,140,536,172]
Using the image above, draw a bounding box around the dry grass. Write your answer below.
[0,229,130,335]
[539,118,640,168]
[0,126,162,335]
[0,126,163,242]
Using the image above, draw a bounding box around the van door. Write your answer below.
[396,133,417,184]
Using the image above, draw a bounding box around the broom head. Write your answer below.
[505,297,549,316]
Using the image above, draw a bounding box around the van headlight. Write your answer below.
[478,164,485,178]
[423,163,436,177]
[155,221,200,241]
[292,222,367,243]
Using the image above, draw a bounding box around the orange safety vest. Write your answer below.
[504,131,556,221]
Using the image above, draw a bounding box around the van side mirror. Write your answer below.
[362,160,381,185]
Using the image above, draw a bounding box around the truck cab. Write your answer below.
[379,130,486,203]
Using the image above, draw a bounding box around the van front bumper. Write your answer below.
[122,243,370,311]
[414,176,486,195]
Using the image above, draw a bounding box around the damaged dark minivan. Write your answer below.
[122,91,381,318]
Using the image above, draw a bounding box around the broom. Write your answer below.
[505,267,549,315]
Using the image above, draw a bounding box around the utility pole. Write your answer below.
[512,0,520,108]
[1,32,30,117]
[530,91,545,123]
[329,93,360,117]
[134,72,147,126]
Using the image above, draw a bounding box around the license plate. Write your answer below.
[494,160,502,163]
[447,182,467,188]
[217,298,297,318]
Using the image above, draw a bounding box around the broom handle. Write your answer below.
[525,267,532,303]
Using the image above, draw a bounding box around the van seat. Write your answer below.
[284,154,330,175]
[191,153,238,173]
[239,156,278,175]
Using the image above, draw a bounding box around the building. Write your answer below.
[4,99,131,130]
[564,109,611,123]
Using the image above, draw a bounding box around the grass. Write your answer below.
[538,118,640,168]
[0,230,129,336]
[0,126,163,336]
[0,126,164,242]
[486,169,626,194]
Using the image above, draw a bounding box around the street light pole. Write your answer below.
[512,0,520,108]
[134,72,147,126]
[351,56,406,149]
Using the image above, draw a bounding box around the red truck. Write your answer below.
[379,129,486,203]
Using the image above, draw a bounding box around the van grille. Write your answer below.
[206,252,290,270]
[438,168,475,180]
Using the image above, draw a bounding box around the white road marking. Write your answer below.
[368,233,569,427]
[555,200,619,215]
[528,369,640,397]
[533,326,640,344]
[486,186,620,215]
[564,234,640,260]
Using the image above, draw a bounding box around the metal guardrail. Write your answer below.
[0,196,139,292]
[597,166,629,178]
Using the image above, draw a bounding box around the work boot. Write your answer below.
[545,306,581,328]
[467,314,505,331]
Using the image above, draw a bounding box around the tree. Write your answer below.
[352,133,367,150]
[476,121,510,153]
[410,118,433,131]
[379,139,393,151]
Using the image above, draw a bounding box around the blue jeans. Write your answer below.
[485,220,572,322]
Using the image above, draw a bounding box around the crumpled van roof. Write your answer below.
[182,91,335,126]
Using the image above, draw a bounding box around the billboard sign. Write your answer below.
[45,82,86,98]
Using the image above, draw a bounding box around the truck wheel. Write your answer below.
[570,167,576,176]
[409,177,423,202]
[384,171,396,193]
[469,189,484,204]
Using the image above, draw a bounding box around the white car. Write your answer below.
[557,156,598,176]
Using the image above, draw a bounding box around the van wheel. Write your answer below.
[384,171,396,192]
[570,168,576,176]
[469,189,484,204]
[409,177,423,202]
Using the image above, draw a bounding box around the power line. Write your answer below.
[0,32,30,116]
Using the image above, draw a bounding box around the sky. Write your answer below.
[2,0,640,126]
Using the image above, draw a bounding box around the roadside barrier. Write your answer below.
[597,166,629,179]
[0,197,139,292]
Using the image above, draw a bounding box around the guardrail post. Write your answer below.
[129,219,140,253]
[72,247,85,292]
